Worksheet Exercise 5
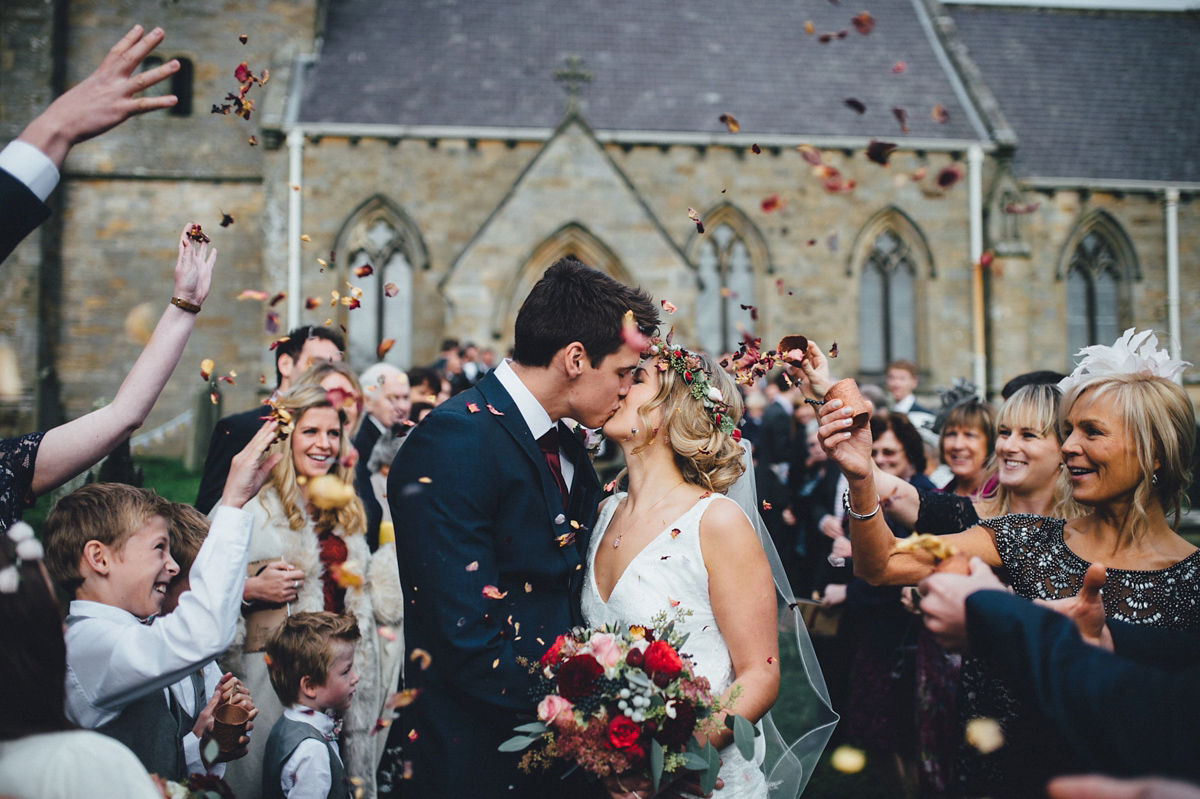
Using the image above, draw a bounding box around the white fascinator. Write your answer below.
[1059,328,1190,393]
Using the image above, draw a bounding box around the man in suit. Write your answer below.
[919,559,1200,784]
[886,360,933,417]
[383,257,659,798]
[2,25,180,264]
[194,325,343,513]
[355,362,410,549]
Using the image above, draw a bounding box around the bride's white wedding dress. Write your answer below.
[582,493,769,798]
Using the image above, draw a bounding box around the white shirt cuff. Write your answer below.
[0,140,60,201]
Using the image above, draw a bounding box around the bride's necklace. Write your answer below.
[612,481,689,549]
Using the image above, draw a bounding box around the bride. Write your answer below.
[582,341,780,797]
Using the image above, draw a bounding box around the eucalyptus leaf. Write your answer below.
[650,694,665,709]
[701,743,721,795]
[202,738,220,767]
[560,763,579,780]
[499,735,537,752]
[651,738,665,793]
[513,721,548,734]
[681,751,709,771]
[733,715,756,762]
[625,671,652,688]
[676,632,690,648]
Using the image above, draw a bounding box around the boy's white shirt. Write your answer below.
[279,705,342,799]
[63,505,254,773]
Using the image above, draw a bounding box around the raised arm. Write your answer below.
[817,396,999,584]
[16,25,179,170]
[32,224,215,495]
[874,465,921,528]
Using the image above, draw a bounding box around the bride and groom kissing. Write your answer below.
[384,258,781,798]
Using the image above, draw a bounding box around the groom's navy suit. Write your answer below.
[0,167,52,264]
[386,370,601,797]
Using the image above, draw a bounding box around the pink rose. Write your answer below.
[589,632,622,669]
[537,695,575,729]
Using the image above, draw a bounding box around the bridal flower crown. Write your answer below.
[644,335,739,438]
[1059,328,1190,393]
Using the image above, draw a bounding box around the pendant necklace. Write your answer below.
[612,481,689,548]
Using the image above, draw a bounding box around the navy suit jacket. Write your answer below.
[966,590,1200,782]
[194,406,266,513]
[386,371,601,797]
[0,168,52,264]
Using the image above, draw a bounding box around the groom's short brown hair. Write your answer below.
[513,257,659,368]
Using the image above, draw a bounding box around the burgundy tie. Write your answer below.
[537,426,569,509]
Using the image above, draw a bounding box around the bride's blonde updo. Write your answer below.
[631,350,746,494]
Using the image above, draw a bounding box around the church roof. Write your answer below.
[949,4,1200,185]
[297,0,985,144]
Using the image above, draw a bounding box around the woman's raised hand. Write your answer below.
[173,223,216,308]
[246,560,306,605]
[794,339,834,399]
[818,397,874,480]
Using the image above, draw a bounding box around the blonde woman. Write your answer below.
[583,343,780,798]
[819,368,1200,797]
[220,384,403,799]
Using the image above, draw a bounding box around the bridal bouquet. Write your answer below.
[502,612,755,794]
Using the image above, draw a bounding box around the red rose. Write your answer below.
[556,653,603,702]
[540,634,568,668]
[731,429,742,442]
[607,715,642,751]
[643,641,683,680]
[654,700,698,749]
[625,647,645,669]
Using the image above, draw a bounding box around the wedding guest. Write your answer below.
[886,360,933,416]
[366,433,404,528]
[355,363,409,549]
[295,360,363,440]
[0,529,162,799]
[406,368,441,406]
[42,425,279,781]
[196,325,344,513]
[1,25,179,264]
[262,612,361,799]
[937,396,996,500]
[0,224,213,537]
[820,346,1200,797]
[222,384,402,799]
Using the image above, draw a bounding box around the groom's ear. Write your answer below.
[561,342,588,379]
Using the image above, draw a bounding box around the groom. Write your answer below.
[385,258,659,797]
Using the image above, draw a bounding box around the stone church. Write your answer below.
[2,0,1197,445]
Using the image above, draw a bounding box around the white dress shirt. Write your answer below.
[0,140,59,201]
[278,706,344,799]
[892,393,916,414]
[492,359,574,491]
[169,661,226,777]
[64,506,254,739]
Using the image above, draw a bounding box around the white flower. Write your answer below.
[6,521,33,543]
[16,538,43,561]
[0,566,18,594]
[707,386,724,403]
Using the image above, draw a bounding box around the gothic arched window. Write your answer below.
[695,223,756,356]
[337,199,428,369]
[1066,231,1123,363]
[859,229,917,374]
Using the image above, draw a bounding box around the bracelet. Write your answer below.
[171,296,201,314]
[842,489,880,520]
[804,397,826,408]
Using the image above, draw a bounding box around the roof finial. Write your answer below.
[554,54,592,116]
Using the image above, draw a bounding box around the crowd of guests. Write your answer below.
[2,20,1200,799]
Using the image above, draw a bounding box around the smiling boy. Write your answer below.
[43,422,281,781]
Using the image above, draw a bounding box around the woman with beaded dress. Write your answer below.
[818,331,1200,798]
[583,343,780,798]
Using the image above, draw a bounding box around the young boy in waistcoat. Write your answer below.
[42,424,279,781]
[262,612,360,799]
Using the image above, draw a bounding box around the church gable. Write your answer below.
[441,117,689,346]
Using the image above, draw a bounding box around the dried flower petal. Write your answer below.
[384,282,400,298]
[355,264,374,278]
[932,104,950,124]
[482,585,508,600]
[307,474,357,509]
[844,98,866,114]
[804,20,815,34]
[661,299,677,314]
[892,61,907,74]
[668,597,681,607]
[305,297,320,310]
[385,688,421,709]
[831,745,867,774]
[761,193,783,213]
[465,561,479,572]
[718,113,740,133]
[219,211,235,228]
[829,341,840,358]
[200,358,214,381]
[893,107,909,133]
[377,339,396,359]
[687,207,704,234]
[852,11,875,35]
[238,289,269,301]
[936,163,965,189]
[670,528,682,539]
[751,143,762,155]
[409,650,432,670]
[867,140,898,166]
[300,234,311,242]
[330,560,364,588]
[965,717,1005,754]
[186,224,210,244]
[248,136,258,146]
[797,144,823,166]
[234,62,251,83]
[486,404,505,415]
[762,500,773,511]
[1005,201,1040,214]
[467,403,480,413]
[238,34,249,45]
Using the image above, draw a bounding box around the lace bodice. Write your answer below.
[914,488,980,536]
[582,493,767,798]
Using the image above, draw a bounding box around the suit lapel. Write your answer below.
[559,421,601,558]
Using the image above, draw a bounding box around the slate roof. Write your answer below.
[949,5,1200,184]
[298,0,982,142]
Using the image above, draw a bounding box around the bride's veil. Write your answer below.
[727,440,839,797]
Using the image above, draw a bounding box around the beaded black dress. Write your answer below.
[955,514,1200,798]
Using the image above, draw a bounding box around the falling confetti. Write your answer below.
[852,11,875,35]
[384,282,400,297]
[866,140,898,166]
[687,207,705,234]
[355,264,374,278]
[219,211,235,228]
[200,359,214,381]
[409,649,432,670]
[936,163,965,189]
[661,299,678,314]
[931,104,950,124]
[486,404,505,415]
[482,585,508,600]
[718,113,740,133]
[467,403,480,413]
[750,143,761,155]
[377,339,395,359]
[238,34,249,45]
[891,61,907,74]
[893,107,909,133]
[465,561,479,572]
[829,341,840,358]
[797,144,823,166]
[965,718,1005,754]
[844,98,866,115]
[831,745,867,774]
[186,224,210,244]
[761,194,783,213]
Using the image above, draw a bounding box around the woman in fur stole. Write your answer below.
[219,383,404,799]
